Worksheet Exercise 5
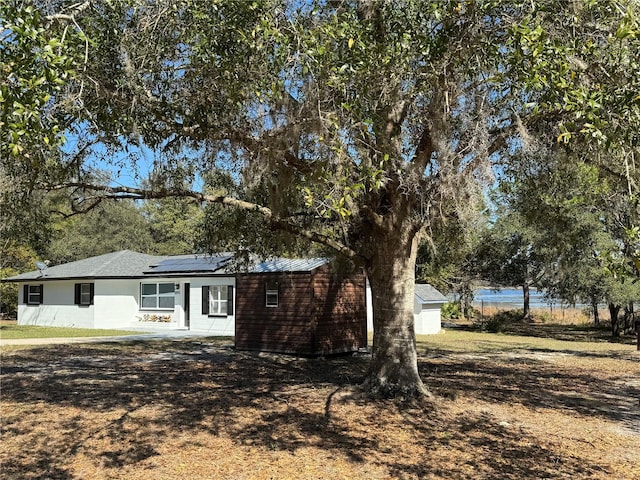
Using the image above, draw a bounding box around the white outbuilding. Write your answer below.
[413,284,447,335]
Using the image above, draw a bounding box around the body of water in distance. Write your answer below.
[471,288,582,309]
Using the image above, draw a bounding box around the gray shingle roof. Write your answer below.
[414,284,447,304]
[3,251,166,281]
[3,251,330,282]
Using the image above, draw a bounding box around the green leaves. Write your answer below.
[0,3,80,162]
[506,0,640,148]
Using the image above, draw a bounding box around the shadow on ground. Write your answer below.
[1,337,637,479]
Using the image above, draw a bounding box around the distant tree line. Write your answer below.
[417,154,640,338]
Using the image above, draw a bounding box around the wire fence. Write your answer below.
[472,300,609,324]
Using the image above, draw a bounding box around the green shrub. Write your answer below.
[536,311,554,324]
[442,301,462,320]
[484,316,505,333]
[483,309,524,333]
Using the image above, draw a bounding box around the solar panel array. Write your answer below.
[146,255,233,274]
[144,254,328,275]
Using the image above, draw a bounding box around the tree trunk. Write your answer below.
[623,303,634,333]
[459,283,474,320]
[362,225,430,399]
[591,297,599,325]
[522,282,531,320]
[608,303,620,338]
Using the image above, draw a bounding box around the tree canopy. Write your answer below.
[45,199,157,264]
[473,207,548,319]
[3,0,640,397]
[496,147,640,333]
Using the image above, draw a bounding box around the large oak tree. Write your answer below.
[4,0,640,397]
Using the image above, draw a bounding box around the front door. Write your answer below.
[184,283,190,329]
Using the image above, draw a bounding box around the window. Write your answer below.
[209,286,228,315]
[202,285,234,316]
[265,281,279,307]
[74,283,94,306]
[140,282,175,310]
[24,284,43,305]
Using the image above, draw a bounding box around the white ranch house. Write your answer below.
[5,250,445,340]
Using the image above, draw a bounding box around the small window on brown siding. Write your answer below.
[265,280,279,307]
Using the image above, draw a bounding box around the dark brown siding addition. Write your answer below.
[234,266,367,356]
[311,267,367,355]
[235,272,315,354]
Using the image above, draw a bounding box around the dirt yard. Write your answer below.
[1,327,638,479]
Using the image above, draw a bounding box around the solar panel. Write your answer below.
[145,254,327,275]
[146,255,232,274]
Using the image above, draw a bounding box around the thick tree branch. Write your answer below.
[50,182,361,260]
[45,1,91,22]
[410,125,436,173]
[360,205,387,231]
[384,100,409,137]
[407,81,446,178]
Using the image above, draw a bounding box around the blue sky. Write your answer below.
[62,130,207,191]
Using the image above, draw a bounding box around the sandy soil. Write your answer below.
[1,330,638,479]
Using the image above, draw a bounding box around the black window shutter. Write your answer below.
[74,284,81,305]
[202,286,209,315]
[227,286,234,316]
[23,285,28,304]
[39,284,44,304]
[89,283,95,305]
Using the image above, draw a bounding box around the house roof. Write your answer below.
[144,254,234,275]
[414,284,447,304]
[3,250,330,282]
[3,250,167,281]
[241,257,328,274]
[144,255,328,275]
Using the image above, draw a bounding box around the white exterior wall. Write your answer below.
[15,275,236,335]
[17,280,95,328]
[413,299,443,335]
[130,277,183,330]
[93,279,143,329]
[188,277,235,335]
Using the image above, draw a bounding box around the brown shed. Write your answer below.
[234,260,367,355]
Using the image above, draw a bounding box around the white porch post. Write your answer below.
[174,282,185,328]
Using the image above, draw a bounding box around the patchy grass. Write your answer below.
[1,327,638,479]
[418,327,637,353]
[0,319,140,340]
